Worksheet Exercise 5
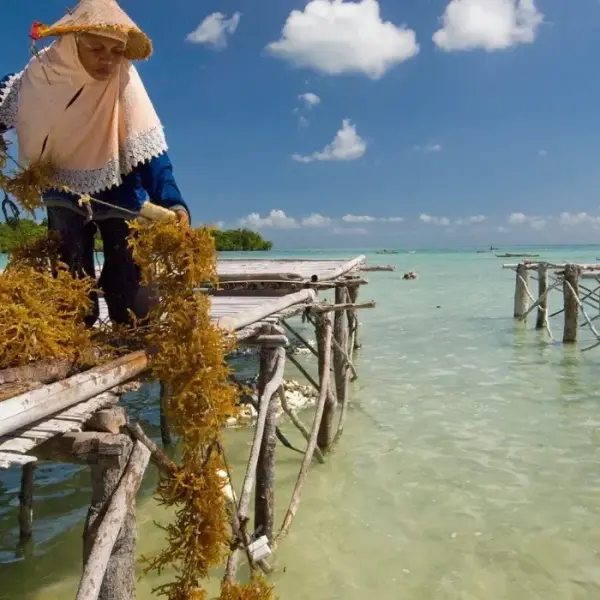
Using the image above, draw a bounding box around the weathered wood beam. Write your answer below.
[536,263,549,330]
[563,265,581,343]
[514,264,530,319]
[254,346,279,542]
[347,284,361,350]
[311,301,376,314]
[0,352,150,438]
[333,286,349,406]
[18,463,35,542]
[316,314,336,453]
[275,314,332,543]
[225,345,285,582]
[77,438,150,600]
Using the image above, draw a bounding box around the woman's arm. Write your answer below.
[139,152,191,224]
[0,73,22,133]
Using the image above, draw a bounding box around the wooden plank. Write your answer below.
[0,393,119,458]
[0,451,38,468]
[215,289,316,331]
[0,352,146,437]
[216,256,366,281]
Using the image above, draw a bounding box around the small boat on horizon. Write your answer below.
[376,249,399,255]
[495,253,540,258]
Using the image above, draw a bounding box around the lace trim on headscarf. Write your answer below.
[52,125,168,194]
[0,72,23,130]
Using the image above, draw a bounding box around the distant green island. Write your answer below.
[0,219,273,253]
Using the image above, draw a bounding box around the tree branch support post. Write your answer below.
[77,434,150,600]
[563,264,581,344]
[316,313,336,453]
[225,330,285,583]
[254,328,287,542]
[536,262,548,330]
[276,311,333,543]
[514,263,530,319]
[333,286,349,406]
[347,284,361,350]
[18,463,35,543]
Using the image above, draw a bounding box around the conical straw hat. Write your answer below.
[34,0,152,60]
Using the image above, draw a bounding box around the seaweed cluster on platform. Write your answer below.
[0,148,97,369]
[0,262,94,368]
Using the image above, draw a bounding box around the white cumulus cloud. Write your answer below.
[508,212,545,229]
[301,213,332,227]
[293,119,366,163]
[239,209,299,229]
[186,12,241,49]
[266,0,419,79]
[414,143,442,152]
[433,0,543,52]
[342,214,376,223]
[299,92,321,107]
[420,213,451,226]
[381,216,404,222]
[455,214,487,224]
[558,212,600,227]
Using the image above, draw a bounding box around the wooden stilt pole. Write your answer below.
[536,263,548,330]
[316,314,336,452]
[276,313,332,543]
[514,263,530,319]
[347,284,361,350]
[18,463,35,542]
[563,264,581,344]
[225,343,285,583]
[159,381,172,446]
[79,436,150,600]
[333,286,349,406]
[254,342,280,541]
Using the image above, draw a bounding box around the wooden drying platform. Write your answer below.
[0,255,374,599]
[504,261,600,348]
[213,255,367,294]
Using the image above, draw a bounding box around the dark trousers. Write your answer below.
[47,207,151,328]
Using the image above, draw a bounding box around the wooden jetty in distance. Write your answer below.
[0,255,375,599]
[503,261,600,348]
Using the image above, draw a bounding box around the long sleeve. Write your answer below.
[138,152,191,219]
[0,73,22,133]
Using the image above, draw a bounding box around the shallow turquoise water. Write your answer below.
[3,246,600,599]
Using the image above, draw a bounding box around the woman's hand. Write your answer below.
[174,209,190,227]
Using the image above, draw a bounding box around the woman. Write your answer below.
[0,0,190,327]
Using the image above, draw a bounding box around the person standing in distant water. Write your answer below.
[0,0,191,327]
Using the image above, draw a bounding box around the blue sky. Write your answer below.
[3,0,600,248]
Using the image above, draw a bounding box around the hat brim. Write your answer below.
[39,24,152,60]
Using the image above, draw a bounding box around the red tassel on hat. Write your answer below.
[29,21,45,41]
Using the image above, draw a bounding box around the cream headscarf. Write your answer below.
[15,34,167,195]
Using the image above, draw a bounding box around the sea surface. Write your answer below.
[3,246,600,599]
